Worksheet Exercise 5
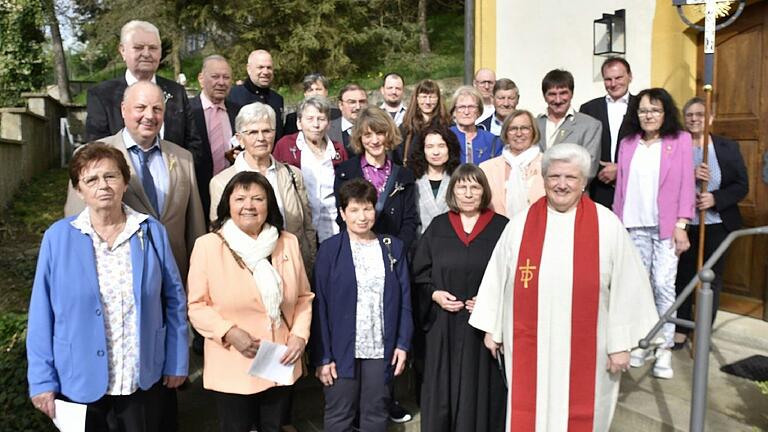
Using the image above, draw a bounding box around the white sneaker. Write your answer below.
[630,348,651,368]
[653,348,674,379]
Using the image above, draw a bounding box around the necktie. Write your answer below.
[342,129,351,151]
[132,146,160,215]
[208,105,228,175]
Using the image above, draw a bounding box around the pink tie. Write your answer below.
[208,105,229,175]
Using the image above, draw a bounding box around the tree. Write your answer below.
[0,0,46,106]
[418,0,431,54]
[43,0,71,103]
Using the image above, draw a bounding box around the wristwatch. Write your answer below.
[675,221,688,230]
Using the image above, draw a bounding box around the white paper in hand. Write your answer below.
[247,340,295,385]
[52,399,86,432]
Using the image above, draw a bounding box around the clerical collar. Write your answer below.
[125,70,157,86]
[243,78,270,97]
[605,92,630,104]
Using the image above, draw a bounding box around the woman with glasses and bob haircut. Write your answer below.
[613,87,695,380]
[479,109,545,218]
[397,79,452,165]
[449,86,502,165]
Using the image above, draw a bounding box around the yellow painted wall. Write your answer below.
[651,3,699,105]
[474,0,496,73]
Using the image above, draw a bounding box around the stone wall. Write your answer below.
[0,93,76,209]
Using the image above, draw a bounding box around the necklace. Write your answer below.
[93,220,126,247]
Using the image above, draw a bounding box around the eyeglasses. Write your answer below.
[417,94,438,102]
[80,172,123,189]
[455,105,479,112]
[342,99,367,106]
[508,125,533,134]
[637,108,664,117]
[239,128,275,138]
[685,112,705,119]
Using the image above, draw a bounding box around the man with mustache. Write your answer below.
[535,69,602,181]
[190,55,240,223]
[328,83,368,156]
[85,20,201,156]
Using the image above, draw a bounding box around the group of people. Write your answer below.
[25,17,749,432]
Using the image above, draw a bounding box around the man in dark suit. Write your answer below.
[580,57,637,208]
[84,20,201,157]
[328,83,368,155]
[478,78,519,136]
[189,54,239,223]
[228,49,286,140]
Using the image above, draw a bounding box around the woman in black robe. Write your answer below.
[412,164,508,432]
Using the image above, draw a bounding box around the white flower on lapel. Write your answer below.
[163,91,173,103]
[169,155,177,172]
[389,182,405,198]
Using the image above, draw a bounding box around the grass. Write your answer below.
[71,12,465,106]
[0,168,69,313]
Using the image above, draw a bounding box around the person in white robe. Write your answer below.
[469,143,659,432]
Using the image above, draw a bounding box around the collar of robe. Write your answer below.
[447,209,495,247]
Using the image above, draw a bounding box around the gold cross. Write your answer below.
[519,258,537,289]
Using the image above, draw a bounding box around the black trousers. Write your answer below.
[323,358,390,432]
[675,223,728,334]
[78,381,165,432]
[211,385,290,432]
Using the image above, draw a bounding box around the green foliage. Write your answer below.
[0,312,55,431]
[758,381,768,396]
[0,0,47,106]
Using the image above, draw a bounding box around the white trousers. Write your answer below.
[628,227,679,348]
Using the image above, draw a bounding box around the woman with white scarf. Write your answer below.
[188,171,314,432]
[408,125,462,234]
[479,110,545,217]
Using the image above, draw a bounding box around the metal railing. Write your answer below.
[638,225,768,432]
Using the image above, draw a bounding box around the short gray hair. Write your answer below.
[541,143,591,179]
[302,73,330,93]
[449,85,484,117]
[120,20,160,45]
[235,102,276,132]
[297,96,332,120]
[201,54,229,71]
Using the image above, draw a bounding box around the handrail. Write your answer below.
[638,225,768,432]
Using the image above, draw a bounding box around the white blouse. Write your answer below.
[623,139,662,229]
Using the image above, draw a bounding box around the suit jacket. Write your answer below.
[535,112,603,180]
[327,117,352,154]
[27,217,188,403]
[189,95,240,223]
[613,132,696,239]
[64,132,206,278]
[334,156,419,251]
[187,231,312,394]
[579,94,638,207]
[227,80,285,140]
[283,108,342,136]
[209,159,318,270]
[310,230,412,381]
[84,75,202,153]
[479,154,545,218]
[705,135,749,231]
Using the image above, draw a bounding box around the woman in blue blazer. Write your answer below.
[333,106,418,252]
[26,143,188,431]
[311,178,413,432]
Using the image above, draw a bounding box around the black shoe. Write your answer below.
[389,402,412,423]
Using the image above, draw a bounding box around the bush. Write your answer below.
[0,312,55,431]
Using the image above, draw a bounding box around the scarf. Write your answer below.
[415,174,450,234]
[502,146,540,217]
[221,219,283,329]
[511,194,600,431]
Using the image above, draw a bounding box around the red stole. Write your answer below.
[447,209,495,247]
[511,195,600,431]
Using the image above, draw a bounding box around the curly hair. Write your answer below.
[408,125,461,179]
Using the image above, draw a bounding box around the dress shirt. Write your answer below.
[71,205,148,395]
[622,139,662,228]
[122,129,168,214]
[360,157,392,197]
[489,115,504,136]
[200,92,233,175]
[296,133,339,242]
[380,103,407,126]
[606,93,630,161]
[544,109,576,149]
[692,142,723,225]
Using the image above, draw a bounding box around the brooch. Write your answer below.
[389,182,405,198]
[383,237,397,271]
[289,146,297,159]
[163,91,174,103]
[168,156,177,172]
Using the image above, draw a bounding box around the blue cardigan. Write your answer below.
[310,231,413,381]
[26,216,189,403]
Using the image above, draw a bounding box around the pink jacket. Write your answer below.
[613,132,696,239]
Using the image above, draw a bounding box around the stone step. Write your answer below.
[611,312,768,431]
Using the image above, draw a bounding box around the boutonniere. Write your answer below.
[163,91,173,103]
[558,129,566,139]
[389,182,405,198]
[333,151,341,161]
[169,156,177,172]
[382,237,397,271]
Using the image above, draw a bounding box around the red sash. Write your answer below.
[511,195,600,431]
